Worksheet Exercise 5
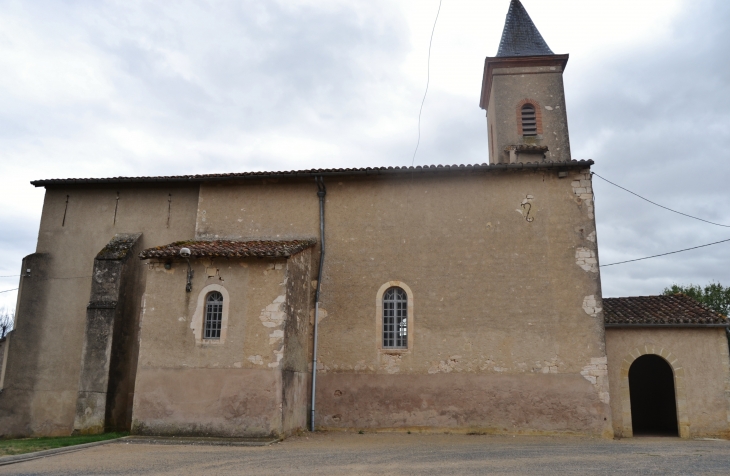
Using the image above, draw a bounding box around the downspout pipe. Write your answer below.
[310,176,326,432]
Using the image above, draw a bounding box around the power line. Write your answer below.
[0,275,92,294]
[601,237,730,267]
[0,275,20,278]
[410,0,442,166]
[592,172,730,228]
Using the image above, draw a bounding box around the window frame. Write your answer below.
[382,287,408,349]
[191,283,230,345]
[375,281,414,354]
[204,291,224,340]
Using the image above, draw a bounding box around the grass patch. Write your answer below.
[0,432,127,457]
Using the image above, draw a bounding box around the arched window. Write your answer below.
[383,287,408,349]
[204,291,224,339]
[521,104,537,136]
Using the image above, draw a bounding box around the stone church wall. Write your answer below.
[194,166,613,437]
[0,185,200,437]
[2,164,613,437]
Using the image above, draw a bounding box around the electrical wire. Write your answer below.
[411,0,442,166]
[0,275,93,295]
[601,237,730,267]
[0,275,19,278]
[592,172,730,228]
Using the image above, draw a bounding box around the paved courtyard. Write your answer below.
[3,432,730,475]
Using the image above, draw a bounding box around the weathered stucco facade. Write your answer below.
[0,0,728,441]
[132,247,313,438]
[0,185,200,436]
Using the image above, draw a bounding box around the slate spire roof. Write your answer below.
[496,0,554,57]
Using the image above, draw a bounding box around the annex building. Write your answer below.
[1,0,729,440]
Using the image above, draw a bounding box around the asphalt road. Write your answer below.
[3,432,730,475]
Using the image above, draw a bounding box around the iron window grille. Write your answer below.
[521,104,538,136]
[204,291,223,339]
[383,287,407,349]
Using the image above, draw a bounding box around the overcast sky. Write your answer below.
[1,0,729,312]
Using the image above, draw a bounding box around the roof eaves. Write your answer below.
[31,160,594,188]
[605,323,729,328]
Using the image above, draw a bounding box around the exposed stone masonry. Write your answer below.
[575,247,598,273]
[581,357,610,404]
[572,169,594,219]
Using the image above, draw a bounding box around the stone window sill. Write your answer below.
[380,348,409,355]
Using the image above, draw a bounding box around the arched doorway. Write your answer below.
[629,354,679,436]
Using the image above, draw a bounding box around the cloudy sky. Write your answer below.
[1,0,729,312]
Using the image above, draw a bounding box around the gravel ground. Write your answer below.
[2,432,730,475]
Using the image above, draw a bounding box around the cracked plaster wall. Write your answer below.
[571,169,594,219]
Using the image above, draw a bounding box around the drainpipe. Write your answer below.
[310,176,326,432]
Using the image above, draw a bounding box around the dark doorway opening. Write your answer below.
[629,354,678,436]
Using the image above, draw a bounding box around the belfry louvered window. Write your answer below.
[521,104,538,136]
[204,291,223,339]
[383,287,407,349]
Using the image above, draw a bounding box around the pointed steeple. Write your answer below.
[496,0,553,57]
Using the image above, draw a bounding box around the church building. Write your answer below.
[1,0,728,440]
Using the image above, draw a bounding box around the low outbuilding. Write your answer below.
[604,294,730,439]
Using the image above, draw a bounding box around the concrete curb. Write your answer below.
[123,436,278,447]
[0,437,122,467]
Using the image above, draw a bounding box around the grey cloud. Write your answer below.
[567,0,730,296]
[2,0,729,310]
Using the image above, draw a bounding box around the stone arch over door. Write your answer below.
[619,346,689,438]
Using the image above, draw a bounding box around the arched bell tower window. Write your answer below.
[517,99,542,137]
[521,104,537,136]
[204,291,224,339]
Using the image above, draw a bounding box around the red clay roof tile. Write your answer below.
[139,239,316,260]
[603,294,728,327]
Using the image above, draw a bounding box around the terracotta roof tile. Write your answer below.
[139,239,316,260]
[603,294,728,327]
[31,160,594,187]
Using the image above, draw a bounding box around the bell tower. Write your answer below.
[480,0,571,165]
